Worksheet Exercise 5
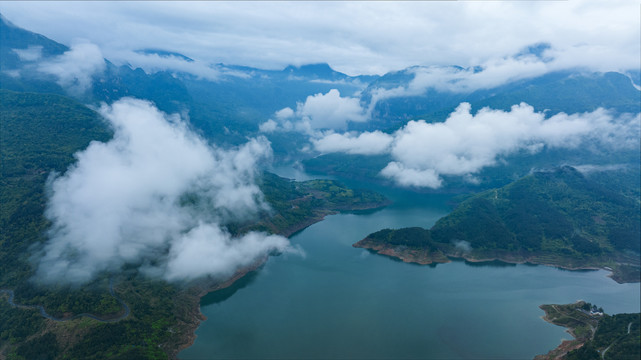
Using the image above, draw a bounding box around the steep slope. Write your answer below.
[0,89,113,286]
[0,14,68,70]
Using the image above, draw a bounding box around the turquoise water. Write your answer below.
[180,174,640,360]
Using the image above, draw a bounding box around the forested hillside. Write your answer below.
[356,166,641,281]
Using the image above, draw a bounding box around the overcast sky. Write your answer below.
[1,1,639,75]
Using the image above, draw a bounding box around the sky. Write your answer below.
[0,1,639,76]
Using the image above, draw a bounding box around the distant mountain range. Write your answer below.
[2,13,639,141]
[4,11,639,190]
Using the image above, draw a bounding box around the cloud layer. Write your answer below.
[36,98,289,284]
[314,102,641,188]
[1,1,638,76]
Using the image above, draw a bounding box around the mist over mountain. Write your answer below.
[3,12,639,192]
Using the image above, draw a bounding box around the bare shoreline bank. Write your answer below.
[353,240,640,284]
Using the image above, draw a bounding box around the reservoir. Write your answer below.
[180,174,641,360]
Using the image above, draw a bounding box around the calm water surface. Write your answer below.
[181,172,640,360]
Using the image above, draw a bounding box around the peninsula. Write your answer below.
[355,166,641,283]
[535,301,640,360]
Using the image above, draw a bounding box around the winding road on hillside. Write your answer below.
[600,321,634,359]
[0,277,130,323]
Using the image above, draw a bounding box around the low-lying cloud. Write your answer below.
[105,49,254,81]
[37,42,106,94]
[453,240,472,253]
[365,52,556,113]
[35,98,290,284]
[12,45,43,62]
[572,164,629,175]
[314,102,640,188]
[259,89,366,133]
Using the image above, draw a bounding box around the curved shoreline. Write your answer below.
[0,277,130,323]
[353,240,640,284]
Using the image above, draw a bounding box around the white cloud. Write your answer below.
[37,42,105,94]
[164,226,287,282]
[275,107,294,120]
[264,89,368,133]
[12,45,42,61]
[314,102,640,188]
[297,89,367,129]
[380,163,442,189]
[453,240,472,253]
[312,131,393,155]
[573,164,628,174]
[35,98,290,284]
[258,119,278,133]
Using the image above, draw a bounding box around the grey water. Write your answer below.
[180,172,640,360]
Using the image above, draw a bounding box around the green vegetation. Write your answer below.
[357,166,640,279]
[537,301,640,360]
[0,89,113,288]
[365,228,434,249]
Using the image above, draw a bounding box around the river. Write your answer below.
[180,170,640,360]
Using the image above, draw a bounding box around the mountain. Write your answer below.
[355,166,641,282]
[0,14,68,70]
[136,49,194,62]
[283,63,347,80]
[0,17,373,153]
[0,15,70,95]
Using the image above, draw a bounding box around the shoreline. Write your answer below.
[353,240,640,284]
[535,304,586,360]
[169,259,266,359]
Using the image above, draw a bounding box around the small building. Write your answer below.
[590,305,604,316]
